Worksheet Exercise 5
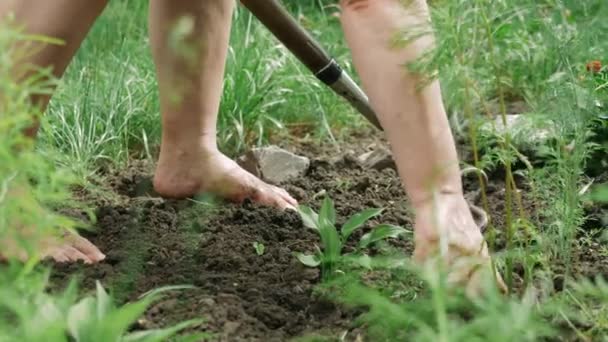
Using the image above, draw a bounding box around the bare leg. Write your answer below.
[149,0,297,209]
[0,0,108,136]
[0,0,107,263]
[340,0,505,293]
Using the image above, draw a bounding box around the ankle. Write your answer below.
[160,126,218,151]
[153,168,201,199]
[154,144,209,199]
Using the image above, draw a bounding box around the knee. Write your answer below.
[340,0,430,33]
[340,0,427,14]
[340,0,374,13]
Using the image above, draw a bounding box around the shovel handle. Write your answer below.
[240,0,332,72]
[240,0,383,130]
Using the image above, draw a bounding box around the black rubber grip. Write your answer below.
[315,59,343,85]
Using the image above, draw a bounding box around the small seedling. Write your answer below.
[296,197,408,280]
[253,241,265,256]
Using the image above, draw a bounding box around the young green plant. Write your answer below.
[252,241,265,256]
[66,282,205,342]
[296,197,408,280]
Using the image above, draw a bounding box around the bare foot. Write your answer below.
[154,148,298,210]
[1,231,106,264]
[412,193,507,296]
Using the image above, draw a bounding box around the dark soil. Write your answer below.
[50,134,412,341]
[49,132,608,341]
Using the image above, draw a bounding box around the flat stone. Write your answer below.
[480,114,553,145]
[237,146,310,185]
[357,146,396,171]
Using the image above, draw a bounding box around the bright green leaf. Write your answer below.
[341,208,383,241]
[316,198,342,260]
[347,254,373,270]
[591,185,608,202]
[359,224,409,249]
[96,281,112,320]
[252,242,265,256]
[137,285,195,300]
[67,297,96,341]
[320,197,337,226]
[101,298,156,341]
[123,319,203,342]
[298,205,319,230]
[296,253,321,267]
[318,218,342,260]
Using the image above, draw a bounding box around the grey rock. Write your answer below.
[480,114,554,145]
[237,146,310,185]
[357,146,396,171]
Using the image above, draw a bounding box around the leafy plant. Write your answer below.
[296,197,409,280]
[67,282,203,342]
[592,184,608,202]
[252,241,265,256]
[340,265,556,342]
[0,265,206,342]
[0,20,207,342]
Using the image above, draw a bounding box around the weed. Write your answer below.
[297,197,409,280]
[0,266,204,342]
[340,264,556,342]
[66,283,204,342]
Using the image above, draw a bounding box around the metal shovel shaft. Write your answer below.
[240,0,382,130]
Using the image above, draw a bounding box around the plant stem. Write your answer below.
[477,0,515,291]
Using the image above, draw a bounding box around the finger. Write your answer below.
[273,186,298,206]
[469,204,488,233]
[66,234,106,262]
[464,264,502,298]
[260,190,295,211]
[62,245,92,263]
[284,203,297,211]
[48,248,71,263]
[273,196,295,211]
[465,268,484,298]
[494,270,508,294]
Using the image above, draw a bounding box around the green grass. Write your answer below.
[0,20,200,342]
[40,1,360,176]
[40,1,155,176]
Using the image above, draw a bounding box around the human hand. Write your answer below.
[412,193,507,297]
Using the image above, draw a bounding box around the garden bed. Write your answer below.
[50,133,608,341]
